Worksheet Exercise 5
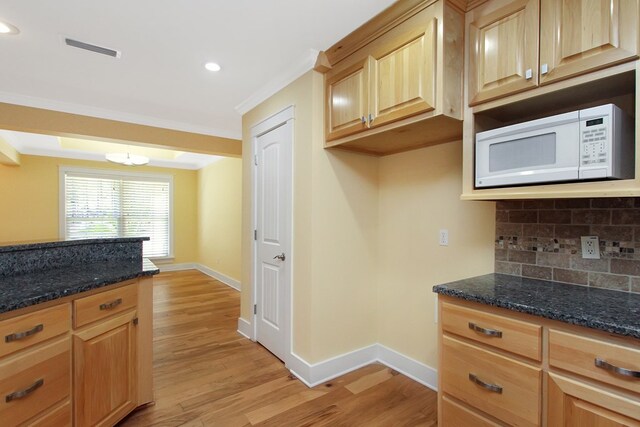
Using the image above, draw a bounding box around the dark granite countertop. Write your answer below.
[0,258,159,314]
[433,273,640,339]
[0,237,149,253]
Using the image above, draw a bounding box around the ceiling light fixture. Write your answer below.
[0,20,20,35]
[204,62,221,72]
[105,152,149,166]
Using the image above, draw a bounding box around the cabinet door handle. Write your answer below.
[368,113,373,124]
[469,373,502,394]
[541,63,549,75]
[525,68,532,80]
[100,298,123,311]
[468,322,502,338]
[5,324,44,343]
[5,378,44,402]
[595,358,640,378]
[361,116,367,124]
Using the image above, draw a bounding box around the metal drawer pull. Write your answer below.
[6,378,44,402]
[5,324,44,343]
[469,373,502,394]
[100,298,123,311]
[595,358,640,378]
[468,322,502,338]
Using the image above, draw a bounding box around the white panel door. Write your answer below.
[255,117,292,363]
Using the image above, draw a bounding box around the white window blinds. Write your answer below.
[62,168,172,258]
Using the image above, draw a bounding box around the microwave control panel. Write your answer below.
[580,117,608,166]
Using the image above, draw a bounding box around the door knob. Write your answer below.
[273,253,286,261]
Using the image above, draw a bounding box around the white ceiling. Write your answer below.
[1,130,223,170]
[0,0,396,140]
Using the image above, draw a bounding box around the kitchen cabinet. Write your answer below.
[326,60,369,140]
[438,296,640,426]
[468,0,639,105]
[74,310,137,427]
[548,373,640,426]
[322,0,464,155]
[539,0,639,86]
[0,304,72,426]
[468,0,539,105]
[0,278,153,426]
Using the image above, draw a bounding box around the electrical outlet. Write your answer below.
[581,236,601,259]
[439,229,449,246]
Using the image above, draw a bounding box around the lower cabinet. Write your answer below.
[547,373,640,427]
[0,277,153,427]
[438,296,640,426]
[0,337,71,426]
[74,310,137,427]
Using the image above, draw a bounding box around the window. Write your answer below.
[60,167,173,258]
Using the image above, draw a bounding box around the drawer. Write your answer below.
[441,395,503,427]
[441,301,542,360]
[549,329,640,394]
[74,282,137,328]
[0,304,70,358]
[441,335,541,427]
[25,400,71,427]
[0,337,71,427]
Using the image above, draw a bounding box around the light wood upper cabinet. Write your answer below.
[369,19,437,127]
[74,310,137,427]
[326,60,369,141]
[467,0,639,105]
[539,0,639,85]
[322,0,464,155]
[468,0,539,105]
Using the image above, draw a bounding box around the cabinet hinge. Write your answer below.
[254,304,257,315]
[133,317,139,326]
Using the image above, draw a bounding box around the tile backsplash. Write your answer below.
[495,198,640,293]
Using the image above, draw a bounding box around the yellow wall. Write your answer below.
[241,71,379,362]
[241,71,496,368]
[197,157,243,281]
[377,142,495,367]
[0,155,198,264]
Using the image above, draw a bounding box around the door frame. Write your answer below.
[250,105,294,366]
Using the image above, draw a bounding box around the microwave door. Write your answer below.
[476,120,580,187]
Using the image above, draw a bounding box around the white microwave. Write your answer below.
[475,104,634,188]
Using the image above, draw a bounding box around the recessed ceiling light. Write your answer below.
[205,62,221,72]
[0,20,20,35]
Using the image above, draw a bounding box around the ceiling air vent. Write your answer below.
[64,37,120,58]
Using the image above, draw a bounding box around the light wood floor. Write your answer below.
[119,270,438,426]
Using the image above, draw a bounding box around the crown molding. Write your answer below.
[0,90,241,140]
[235,49,319,116]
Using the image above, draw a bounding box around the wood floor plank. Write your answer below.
[118,270,437,426]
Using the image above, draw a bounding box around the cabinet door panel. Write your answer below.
[326,61,369,141]
[74,312,136,427]
[547,373,640,426]
[540,0,639,85]
[468,0,539,105]
[370,19,436,127]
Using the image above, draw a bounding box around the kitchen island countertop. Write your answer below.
[0,258,158,314]
[433,273,640,339]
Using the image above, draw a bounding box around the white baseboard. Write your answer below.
[289,345,378,388]
[157,262,197,272]
[195,263,241,291]
[237,317,253,340]
[377,344,438,392]
[156,262,241,291]
[286,344,438,390]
